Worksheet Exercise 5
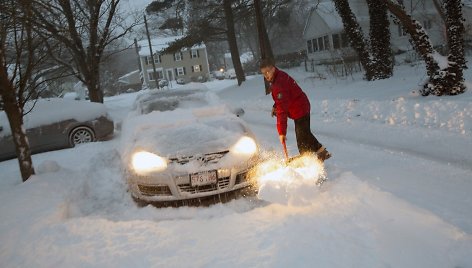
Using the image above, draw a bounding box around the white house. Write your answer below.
[138,36,211,88]
[117,70,142,92]
[303,0,449,65]
[463,1,472,49]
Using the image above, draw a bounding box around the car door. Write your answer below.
[0,125,17,161]
[26,120,73,153]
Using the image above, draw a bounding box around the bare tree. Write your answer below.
[30,0,138,103]
[254,0,275,94]
[149,0,247,85]
[0,0,42,181]
[224,0,245,85]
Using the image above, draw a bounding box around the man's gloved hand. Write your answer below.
[271,106,276,117]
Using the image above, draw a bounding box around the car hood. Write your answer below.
[121,105,249,159]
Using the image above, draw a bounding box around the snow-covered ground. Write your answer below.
[1,58,471,267]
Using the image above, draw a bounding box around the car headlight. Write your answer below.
[132,151,167,173]
[232,136,257,156]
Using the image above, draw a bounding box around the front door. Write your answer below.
[166,69,174,81]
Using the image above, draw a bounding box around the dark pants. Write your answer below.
[294,114,322,154]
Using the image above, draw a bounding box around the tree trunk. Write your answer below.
[0,83,35,182]
[384,1,439,78]
[223,0,245,86]
[86,77,104,103]
[334,0,375,80]
[366,0,393,79]
[1,0,36,182]
[385,0,465,96]
[441,0,466,95]
[254,0,275,94]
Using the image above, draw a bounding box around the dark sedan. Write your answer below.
[0,98,114,161]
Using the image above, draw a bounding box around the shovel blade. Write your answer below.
[286,154,302,164]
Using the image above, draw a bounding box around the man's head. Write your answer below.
[259,58,276,82]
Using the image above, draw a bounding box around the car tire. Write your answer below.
[69,126,95,147]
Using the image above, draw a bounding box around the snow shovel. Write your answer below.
[281,138,289,162]
[281,138,304,165]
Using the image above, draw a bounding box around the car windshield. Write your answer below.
[136,89,210,114]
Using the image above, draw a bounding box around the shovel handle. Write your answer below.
[281,139,289,161]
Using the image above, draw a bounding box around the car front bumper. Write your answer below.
[126,165,257,204]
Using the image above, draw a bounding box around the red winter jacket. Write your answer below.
[270,68,310,135]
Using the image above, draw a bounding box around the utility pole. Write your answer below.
[133,38,143,86]
[144,15,159,89]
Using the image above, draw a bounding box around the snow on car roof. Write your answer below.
[0,98,109,137]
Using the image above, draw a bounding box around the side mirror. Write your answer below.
[0,126,3,132]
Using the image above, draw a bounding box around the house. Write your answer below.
[303,0,449,65]
[138,36,211,88]
[464,1,472,50]
[117,70,142,92]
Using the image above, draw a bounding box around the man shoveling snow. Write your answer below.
[259,58,331,163]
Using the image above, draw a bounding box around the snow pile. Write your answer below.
[318,97,472,135]
[254,154,326,205]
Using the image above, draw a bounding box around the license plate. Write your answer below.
[190,170,217,187]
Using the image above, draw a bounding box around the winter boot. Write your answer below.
[316,146,331,162]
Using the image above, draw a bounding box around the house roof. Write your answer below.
[118,70,140,84]
[138,35,206,56]
[314,2,344,32]
[303,0,374,37]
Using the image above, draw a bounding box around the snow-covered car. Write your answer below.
[121,87,260,206]
[225,69,237,79]
[176,78,186,85]
[61,91,89,101]
[213,70,225,80]
[0,98,114,161]
[158,79,169,87]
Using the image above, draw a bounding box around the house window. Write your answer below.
[332,34,341,49]
[146,54,161,65]
[154,54,161,64]
[312,38,318,52]
[318,37,324,51]
[175,67,185,76]
[324,35,330,50]
[174,52,182,61]
[341,32,349,47]
[191,49,199,58]
[192,65,202,72]
[307,40,313,53]
[398,25,407,36]
[423,20,432,30]
[148,70,163,81]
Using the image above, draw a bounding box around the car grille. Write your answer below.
[169,150,229,165]
[138,184,172,196]
[178,176,230,194]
